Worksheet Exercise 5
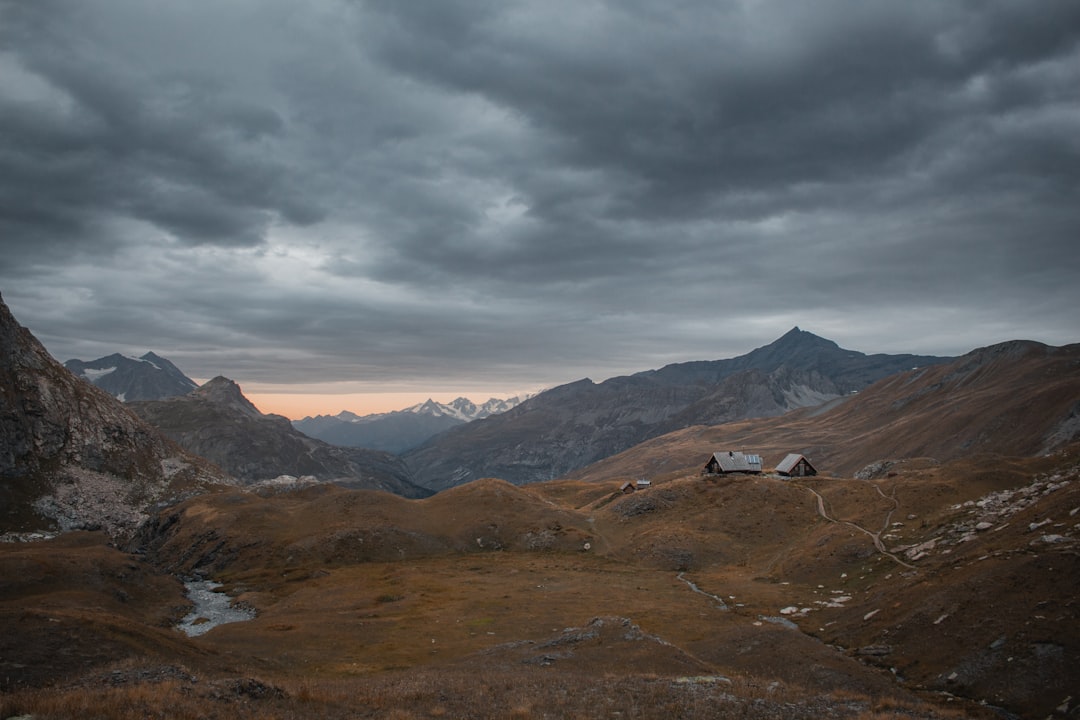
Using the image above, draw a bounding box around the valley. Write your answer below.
[2,294,1078,719]
[3,450,1078,719]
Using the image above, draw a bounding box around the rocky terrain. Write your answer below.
[0,294,228,538]
[128,376,431,498]
[402,327,950,490]
[64,351,198,402]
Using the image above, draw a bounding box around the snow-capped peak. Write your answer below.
[401,395,526,422]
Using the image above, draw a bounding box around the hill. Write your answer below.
[128,377,431,498]
[0,294,228,538]
[64,351,198,402]
[403,327,950,490]
[5,445,1067,718]
[562,339,1080,485]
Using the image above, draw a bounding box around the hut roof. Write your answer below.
[710,451,762,473]
[775,453,816,474]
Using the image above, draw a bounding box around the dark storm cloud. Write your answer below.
[1,0,1078,391]
[0,0,324,266]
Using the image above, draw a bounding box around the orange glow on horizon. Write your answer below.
[242,388,541,420]
[242,392,460,420]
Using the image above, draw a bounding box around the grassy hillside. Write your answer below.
[3,443,1077,718]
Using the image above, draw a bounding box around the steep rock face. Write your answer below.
[404,328,951,490]
[64,351,198,402]
[0,295,228,537]
[129,377,431,498]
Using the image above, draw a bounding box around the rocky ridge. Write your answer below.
[64,351,198,402]
[129,377,431,498]
[0,294,230,538]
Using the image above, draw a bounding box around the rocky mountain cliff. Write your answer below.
[0,294,229,538]
[403,328,950,490]
[129,377,431,498]
[64,351,198,401]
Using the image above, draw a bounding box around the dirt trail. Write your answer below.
[796,483,916,570]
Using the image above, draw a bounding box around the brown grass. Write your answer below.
[0,666,981,720]
[5,449,1078,720]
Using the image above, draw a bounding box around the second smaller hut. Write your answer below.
[775,453,817,478]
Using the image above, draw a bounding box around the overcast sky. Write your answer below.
[2,0,1078,416]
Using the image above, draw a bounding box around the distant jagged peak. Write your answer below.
[138,350,187,375]
[770,326,842,351]
[63,349,199,402]
[448,396,479,415]
[193,376,263,417]
[335,409,364,422]
[402,395,526,421]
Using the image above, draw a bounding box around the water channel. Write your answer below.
[176,580,256,637]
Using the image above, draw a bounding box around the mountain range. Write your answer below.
[3,293,1079,719]
[293,396,528,453]
[64,351,198,401]
[564,338,1080,485]
[127,377,431,498]
[65,349,528,455]
[402,327,952,490]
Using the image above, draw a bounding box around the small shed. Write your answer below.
[775,453,817,478]
[635,479,651,489]
[703,451,763,475]
[619,481,636,494]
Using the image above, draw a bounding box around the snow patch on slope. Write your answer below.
[81,366,117,381]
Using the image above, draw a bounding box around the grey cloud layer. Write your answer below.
[1,0,1077,387]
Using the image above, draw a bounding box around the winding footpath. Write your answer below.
[796,483,917,570]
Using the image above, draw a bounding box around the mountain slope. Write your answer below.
[295,412,463,453]
[123,434,1080,719]
[564,338,1080,485]
[403,328,950,490]
[129,377,431,498]
[0,294,228,537]
[293,396,527,453]
[64,351,198,401]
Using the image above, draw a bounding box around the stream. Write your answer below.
[676,572,729,610]
[176,580,256,637]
